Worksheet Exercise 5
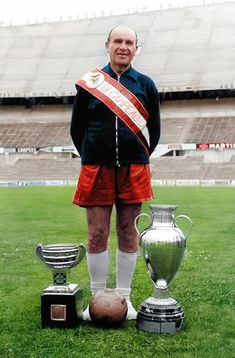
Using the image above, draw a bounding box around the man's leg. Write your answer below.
[115,203,141,319]
[83,205,112,320]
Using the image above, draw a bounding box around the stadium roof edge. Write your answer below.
[0,1,227,27]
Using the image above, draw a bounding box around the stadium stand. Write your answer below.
[0,2,234,184]
[0,106,70,148]
[151,157,235,181]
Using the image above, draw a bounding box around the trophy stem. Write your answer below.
[147,279,177,306]
[53,271,67,286]
[153,279,169,300]
[46,270,78,294]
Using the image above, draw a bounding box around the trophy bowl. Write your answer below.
[135,204,192,334]
[36,242,86,328]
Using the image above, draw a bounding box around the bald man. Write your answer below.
[71,26,161,320]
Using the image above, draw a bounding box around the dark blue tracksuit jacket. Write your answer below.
[70,63,161,165]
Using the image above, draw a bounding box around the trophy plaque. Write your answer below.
[36,243,86,328]
[134,205,192,334]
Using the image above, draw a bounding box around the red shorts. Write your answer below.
[73,164,153,206]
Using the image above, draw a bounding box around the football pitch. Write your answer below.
[0,186,234,358]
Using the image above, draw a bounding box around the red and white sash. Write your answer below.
[76,68,150,154]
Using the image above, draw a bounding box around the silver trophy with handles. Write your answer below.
[134,204,192,334]
[36,243,86,328]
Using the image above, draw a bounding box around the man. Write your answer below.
[70,26,161,320]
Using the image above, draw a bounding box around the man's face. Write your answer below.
[106,27,137,70]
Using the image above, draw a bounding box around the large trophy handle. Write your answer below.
[134,213,152,236]
[175,215,192,239]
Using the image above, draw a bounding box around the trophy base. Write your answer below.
[41,284,83,328]
[136,297,185,334]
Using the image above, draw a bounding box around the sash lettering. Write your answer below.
[76,68,150,153]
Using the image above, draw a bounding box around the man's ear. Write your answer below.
[105,41,109,51]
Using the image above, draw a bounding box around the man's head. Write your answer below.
[105,26,138,74]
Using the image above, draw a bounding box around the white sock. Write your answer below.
[116,249,137,300]
[86,250,109,296]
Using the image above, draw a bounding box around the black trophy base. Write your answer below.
[41,285,83,328]
[136,299,185,334]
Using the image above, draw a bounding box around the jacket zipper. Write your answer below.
[116,75,120,166]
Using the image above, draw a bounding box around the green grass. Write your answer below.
[0,186,234,358]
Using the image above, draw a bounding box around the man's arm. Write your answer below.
[70,87,89,155]
[147,84,161,156]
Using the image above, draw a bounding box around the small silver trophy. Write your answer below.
[135,205,192,333]
[36,243,86,328]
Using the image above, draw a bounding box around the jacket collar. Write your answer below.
[102,63,138,81]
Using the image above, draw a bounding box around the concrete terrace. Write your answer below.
[0,99,235,148]
[0,2,235,97]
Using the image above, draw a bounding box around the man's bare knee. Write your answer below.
[88,225,109,253]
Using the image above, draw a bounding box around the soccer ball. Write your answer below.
[89,288,128,327]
